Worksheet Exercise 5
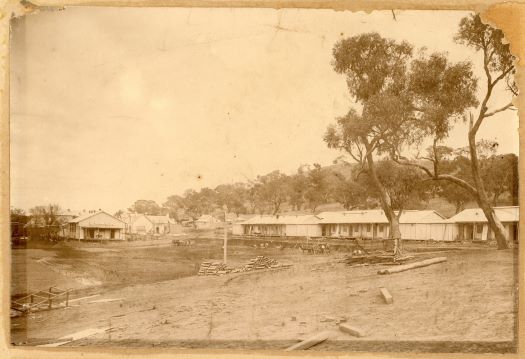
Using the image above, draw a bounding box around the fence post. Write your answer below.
[30,294,34,304]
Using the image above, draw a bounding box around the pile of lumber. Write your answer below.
[198,262,234,276]
[242,256,280,271]
[198,256,290,276]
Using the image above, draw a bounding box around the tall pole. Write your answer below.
[223,205,228,264]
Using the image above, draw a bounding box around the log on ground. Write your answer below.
[377,257,447,275]
[379,287,393,304]
[285,331,330,351]
[339,323,366,338]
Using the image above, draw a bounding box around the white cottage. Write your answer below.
[67,211,126,240]
[447,206,519,242]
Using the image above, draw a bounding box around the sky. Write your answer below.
[10,8,519,213]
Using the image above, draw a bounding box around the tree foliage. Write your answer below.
[28,204,62,240]
[10,208,29,238]
[364,161,430,211]
[128,200,163,215]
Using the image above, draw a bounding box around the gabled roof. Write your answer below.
[398,210,445,224]
[318,210,389,224]
[447,206,519,223]
[146,215,171,224]
[57,209,81,217]
[69,211,126,224]
[120,213,143,224]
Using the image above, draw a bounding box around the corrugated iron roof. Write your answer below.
[398,210,445,224]
[317,210,445,224]
[69,211,125,225]
[446,206,519,223]
[318,210,389,224]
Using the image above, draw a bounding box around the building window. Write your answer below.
[378,225,383,233]
[366,224,371,232]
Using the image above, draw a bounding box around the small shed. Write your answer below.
[68,211,125,240]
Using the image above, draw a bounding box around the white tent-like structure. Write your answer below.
[446,206,519,242]
[234,214,322,237]
[317,209,456,241]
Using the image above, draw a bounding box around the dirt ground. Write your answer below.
[10,239,518,353]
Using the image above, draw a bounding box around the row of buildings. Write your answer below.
[59,206,519,242]
[232,206,519,242]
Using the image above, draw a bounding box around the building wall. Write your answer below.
[321,223,389,239]
[232,223,243,235]
[130,215,154,234]
[152,223,169,234]
[80,227,123,240]
[284,224,322,237]
[459,222,519,242]
[400,223,456,241]
[236,221,463,241]
[241,224,285,236]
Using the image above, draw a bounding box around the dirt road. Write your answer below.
[11,247,517,352]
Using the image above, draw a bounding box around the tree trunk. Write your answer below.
[363,141,403,256]
[468,121,509,249]
[455,202,462,214]
[480,201,509,249]
[390,215,403,256]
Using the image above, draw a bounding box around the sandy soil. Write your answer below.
[10,244,517,353]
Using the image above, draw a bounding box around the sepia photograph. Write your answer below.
[8,5,520,354]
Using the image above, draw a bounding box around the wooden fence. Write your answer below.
[11,286,70,314]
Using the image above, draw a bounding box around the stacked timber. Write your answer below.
[242,256,280,271]
[198,256,290,276]
[198,262,234,276]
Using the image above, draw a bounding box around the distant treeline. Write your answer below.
[122,150,517,222]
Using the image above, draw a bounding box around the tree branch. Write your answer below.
[392,158,434,178]
[435,174,478,196]
[490,65,514,88]
[484,102,515,118]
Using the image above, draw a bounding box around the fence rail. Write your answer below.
[11,286,70,314]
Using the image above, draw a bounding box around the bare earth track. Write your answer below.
[11,238,517,353]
